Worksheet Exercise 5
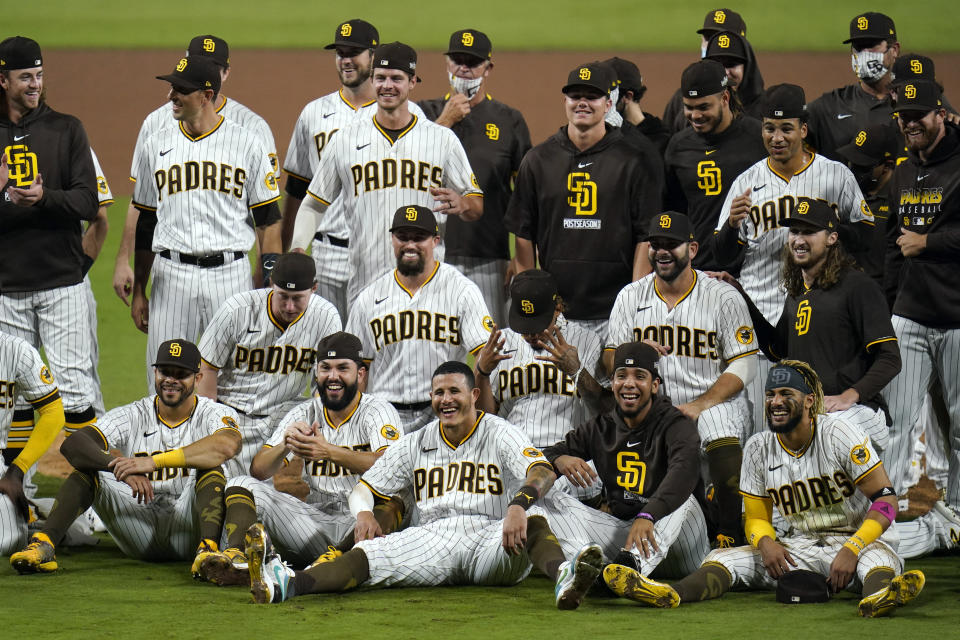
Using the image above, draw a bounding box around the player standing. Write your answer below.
[130,56,282,387]
[346,206,492,431]
[292,41,483,302]
[0,36,99,441]
[282,19,379,319]
[197,253,341,477]
[606,213,758,546]
[418,29,532,327]
[606,361,925,619]
[10,340,241,573]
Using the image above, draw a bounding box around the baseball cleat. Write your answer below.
[858,570,925,618]
[10,532,58,574]
[247,523,295,604]
[307,545,343,569]
[555,543,603,610]
[932,501,960,546]
[197,548,249,586]
[603,563,680,608]
[190,538,220,579]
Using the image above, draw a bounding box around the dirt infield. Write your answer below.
[42,49,960,193]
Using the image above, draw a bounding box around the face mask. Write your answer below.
[851,49,889,83]
[605,86,623,127]
[700,43,708,59]
[449,72,483,99]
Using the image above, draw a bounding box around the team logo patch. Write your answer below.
[97,176,109,194]
[265,172,278,191]
[470,173,480,189]
[714,10,726,23]
[850,442,871,465]
[340,23,352,37]
[770,368,790,385]
[268,153,278,171]
[203,38,216,52]
[566,172,597,216]
[857,16,869,30]
[520,299,535,315]
[718,34,730,48]
[405,206,418,221]
[522,447,543,458]
[485,124,499,141]
[39,366,53,384]
[910,59,923,74]
[735,326,754,345]
[4,144,38,187]
[855,131,867,146]
[859,200,872,218]
[169,342,182,357]
[222,416,239,430]
[381,424,400,440]
[482,316,494,332]
[176,57,188,72]
[578,67,591,81]
[904,84,917,99]
[658,214,671,228]
[796,201,810,215]
[461,32,474,46]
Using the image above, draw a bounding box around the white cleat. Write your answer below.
[555,543,602,610]
[246,523,295,604]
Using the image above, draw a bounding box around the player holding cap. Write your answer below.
[197,253,341,477]
[346,206,492,431]
[194,332,405,585]
[130,56,282,387]
[11,340,241,574]
[606,212,758,546]
[292,41,483,302]
[612,361,924,618]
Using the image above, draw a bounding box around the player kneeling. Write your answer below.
[244,361,603,610]
[11,341,241,573]
[602,360,924,617]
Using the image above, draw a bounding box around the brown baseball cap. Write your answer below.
[325,19,379,50]
[390,205,438,235]
[187,35,229,68]
[563,61,614,95]
[613,341,660,375]
[0,36,42,70]
[835,124,899,167]
[646,211,695,243]
[843,12,896,44]
[317,332,365,365]
[784,197,839,231]
[894,80,943,114]
[445,29,491,60]
[705,31,748,64]
[508,270,558,335]
[374,41,418,77]
[270,253,316,291]
[153,339,201,372]
[697,8,746,37]
[156,56,222,93]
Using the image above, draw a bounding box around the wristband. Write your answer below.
[508,484,540,510]
[868,500,897,523]
[573,365,585,387]
[476,362,492,377]
[635,512,655,523]
[152,448,186,468]
[843,518,884,556]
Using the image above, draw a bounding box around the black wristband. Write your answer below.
[81,254,95,276]
[476,362,492,377]
[508,484,540,510]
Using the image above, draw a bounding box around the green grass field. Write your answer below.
[24,1,960,51]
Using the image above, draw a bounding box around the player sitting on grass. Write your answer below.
[10,340,241,574]
[245,361,604,610]
[602,359,925,618]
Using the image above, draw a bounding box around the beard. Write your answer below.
[396,252,425,276]
[766,400,804,433]
[653,251,690,283]
[616,394,652,419]
[155,379,194,408]
[319,379,359,411]
[339,62,371,88]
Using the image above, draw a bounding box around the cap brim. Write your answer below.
[834,144,879,166]
[325,40,371,50]
[508,309,552,335]
[562,83,608,95]
[444,48,486,59]
[389,224,437,235]
[156,73,203,90]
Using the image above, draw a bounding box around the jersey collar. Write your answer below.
[179,116,225,142]
[154,395,198,429]
[215,95,228,114]
[776,421,817,458]
[653,270,697,307]
[393,261,440,298]
[323,393,362,430]
[439,411,484,451]
[373,114,418,146]
[266,290,307,331]
[339,89,375,111]
[766,152,816,183]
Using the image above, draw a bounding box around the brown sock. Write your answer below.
[194,467,226,545]
[294,548,370,594]
[525,515,566,581]
[43,471,96,547]
[706,440,743,538]
[336,498,405,551]
[672,563,732,602]
[223,486,258,550]
[862,567,895,596]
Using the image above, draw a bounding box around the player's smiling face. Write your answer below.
[648,237,694,284]
[0,66,43,112]
[392,229,438,276]
[167,85,205,121]
[762,118,807,162]
[612,367,659,420]
[373,69,415,109]
[682,92,727,135]
[787,224,836,268]
[563,88,610,129]
[316,358,362,411]
[898,108,944,155]
[336,46,373,88]
[764,387,810,433]
[153,366,197,408]
[431,372,479,428]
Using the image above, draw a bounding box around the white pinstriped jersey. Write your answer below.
[346,262,492,403]
[306,111,482,293]
[0,332,59,448]
[267,393,403,507]
[197,289,341,416]
[131,96,277,176]
[92,395,241,496]
[715,154,873,323]
[489,316,602,447]
[740,413,882,535]
[131,117,281,254]
[90,148,113,207]
[606,271,759,405]
[361,411,552,524]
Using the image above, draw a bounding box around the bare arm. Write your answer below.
[633,241,651,280]
[113,203,140,305]
[281,195,303,252]
[250,441,292,481]
[82,206,109,261]
[678,371,746,420]
[197,362,219,400]
[514,237,536,272]
[110,428,241,480]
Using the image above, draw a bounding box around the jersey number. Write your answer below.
[616,451,647,494]
[696,160,722,196]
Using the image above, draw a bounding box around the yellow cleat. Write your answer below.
[858,570,925,618]
[307,545,343,569]
[197,548,249,586]
[190,538,220,579]
[10,532,58,574]
[603,563,680,608]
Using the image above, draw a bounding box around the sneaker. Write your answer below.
[190,538,220,579]
[611,547,640,572]
[197,548,249,586]
[247,523,295,604]
[932,501,960,547]
[603,563,679,608]
[84,507,108,533]
[307,545,343,569]
[10,532,58,574]
[858,570,925,618]
[555,543,602,610]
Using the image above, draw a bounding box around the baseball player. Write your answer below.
[114,35,279,305]
[292,41,483,302]
[197,253,341,477]
[881,81,960,506]
[418,29,532,327]
[0,36,100,444]
[10,340,241,573]
[505,61,660,336]
[0,332,64,556]
[346,206,492,432]
[604,361,925,619]
[664,59,766,271]
[130,56,282,388]
[605,213,758,547]
[714,83,875,439]
[604,57,671,158]
[539,341,710,577]
[194,332,405,584]
[245,360,603,611]
[702,30,764,120]
[281,19,380,320]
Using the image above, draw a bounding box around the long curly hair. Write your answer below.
[780,236,859,298]
[776,358,824,420]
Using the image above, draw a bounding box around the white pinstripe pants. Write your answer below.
[0,460,27,555]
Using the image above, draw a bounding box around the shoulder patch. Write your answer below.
[736,326,755,345]
[265,171,279,191]
[522,447,543,458]
[222,416,239,431]
[482,316,494,332]
[380,424,400,440]
[471,173,480,189]
[96,176,109,194]
[850,442,871,466]
[39,366,54,384]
